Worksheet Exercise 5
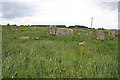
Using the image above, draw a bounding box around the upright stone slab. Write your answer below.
[114,29,118,35]
[6,23,12,34]
[97,30,105,40]
[15,25,18,31]
[49,25,56,35]
[108,31,110,36]
[111,30,116,37]
[33,26,37,30]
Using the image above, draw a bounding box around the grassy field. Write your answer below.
[2,26,119,78]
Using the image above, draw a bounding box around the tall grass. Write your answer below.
[2,26,118,78]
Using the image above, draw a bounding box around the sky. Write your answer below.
[0,0,119,29]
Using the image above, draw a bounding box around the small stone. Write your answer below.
[35,37,39,40]
[79,42,87,46]
[77,33,81,35]
[32,37,39,40]
[86,33,88,35]
[19,37,29,39]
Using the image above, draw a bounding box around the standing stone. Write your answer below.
[111,30,116,37]
[114,29,118,35]
[49,25,74,35]
[97,30,105,40]
[108,31,110,36]
[49,25,56,35]
[6,23,12,34]
[15,25,18,31]
[33,26,37,30]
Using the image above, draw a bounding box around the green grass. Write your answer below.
[0,25,2,79]
[2,26,119,78]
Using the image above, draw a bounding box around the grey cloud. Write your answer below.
[101,2,118,11]
[118,2,120,20]
[118,2,120,25]
[118,1,120,12]
[2,2,36,19]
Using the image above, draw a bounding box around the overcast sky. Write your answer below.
[0,0,119,29]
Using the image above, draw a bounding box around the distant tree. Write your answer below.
[97,27,105,30]
[68,26,75,28]
[11,24,17,26]
[56,25,66,28]
[68,25,88,28]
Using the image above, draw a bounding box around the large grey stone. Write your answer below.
[97,30,105,40]
[56,28,74,35]
[111,30,116,38]
[49,25,56,35]
[49,25,74,35]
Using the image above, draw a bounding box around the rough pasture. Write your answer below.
[2,25,118,78]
